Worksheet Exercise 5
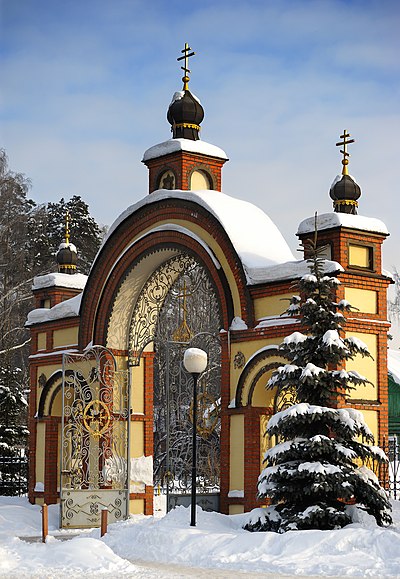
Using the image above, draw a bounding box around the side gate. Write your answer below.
[60,346,129,528]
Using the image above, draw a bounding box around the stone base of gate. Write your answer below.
[60,489,127,529]
[167,493,220,513]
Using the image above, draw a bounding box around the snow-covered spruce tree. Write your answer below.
[245,245,392,533]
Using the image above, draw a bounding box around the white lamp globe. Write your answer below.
[183,348,208,375]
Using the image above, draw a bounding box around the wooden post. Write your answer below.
[101,508,108,537]
[42,503,48,543]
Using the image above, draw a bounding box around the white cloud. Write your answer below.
[2,0,399,272]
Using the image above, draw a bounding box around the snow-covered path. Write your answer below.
[1,496,400,577]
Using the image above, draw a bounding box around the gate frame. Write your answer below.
[60,346,130,529]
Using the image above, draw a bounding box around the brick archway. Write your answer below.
[78,198,253,350]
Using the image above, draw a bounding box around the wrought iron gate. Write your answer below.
[154,334,221,511]
[60,347,129,528]
[128,253,222,510]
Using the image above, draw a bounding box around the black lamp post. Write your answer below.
[183,347,208,527]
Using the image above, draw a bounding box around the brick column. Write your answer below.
[44,418,60,505]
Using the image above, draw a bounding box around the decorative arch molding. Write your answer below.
[235,346,287,408]
[78,198,253,349]
[37,369,88,418]
[127,252,223,365]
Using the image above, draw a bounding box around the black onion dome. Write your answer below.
[329,174,361,215]
[167,90,204,140]
[56,242,77,274]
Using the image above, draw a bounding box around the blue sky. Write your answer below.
[2,0,400,272]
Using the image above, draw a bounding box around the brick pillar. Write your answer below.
[219,333,230,514]
[143,352,154,515]
[44,418,60,505]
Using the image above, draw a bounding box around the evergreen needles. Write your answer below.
[245,243,392,533]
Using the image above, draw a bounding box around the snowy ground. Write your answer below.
[1,497,400,578]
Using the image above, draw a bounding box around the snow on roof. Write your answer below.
[388,349,400,386]
[58,241,77,253]
[32,272,87,291]
[246,258,343,285]
[330,173,360,190]
[297,213,389,236]
[100,189,295,283]
[26,293,82,326]
[170,90,201,106]
[142,138,228,162]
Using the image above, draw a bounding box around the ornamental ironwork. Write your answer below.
[128,253,222,503]
[129,254,197,366]
[60,346,129,528]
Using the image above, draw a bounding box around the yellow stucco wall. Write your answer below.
[53,326,79,348]
[35,422,45,485]
[346,332,378,400]
[37,332,47,350]
[229,414,244,491]
[130,421,144,458]
[129,499,145,514]
[229,505,244,514]
[344,287,377,314]
[361,409,379,441]
[349,245,370,268]
[251,370,278,408]
[131,364,144,414]
[254,293,294,320]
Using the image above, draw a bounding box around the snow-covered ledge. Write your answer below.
[26,293,82,326]
[142,138,228,162]
[297,213,389,236]
[32,272,88,291]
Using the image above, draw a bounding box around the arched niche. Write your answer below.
[38,371,64,418]
[235,347,287,408]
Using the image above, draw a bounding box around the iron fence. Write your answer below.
[379,436,400,501]
[0,448,28,496]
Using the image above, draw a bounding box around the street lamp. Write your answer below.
[183,347,208,527]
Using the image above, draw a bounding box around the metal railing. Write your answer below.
[0,449,28,496]
[379,436,400,501]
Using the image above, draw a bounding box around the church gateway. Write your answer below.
[26,47,392,528]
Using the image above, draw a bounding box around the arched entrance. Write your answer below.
[128,253,223,511]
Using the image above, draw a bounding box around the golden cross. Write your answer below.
[335,129,355,175]
[172,278,193,342]
[177,42,195,91]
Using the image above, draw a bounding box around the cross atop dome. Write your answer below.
[177,42,195,91]
[143,43,228,193]
[167,42,204,141]
[330,129,361,214]
[336,129,355,176]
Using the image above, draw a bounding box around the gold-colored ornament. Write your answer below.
[177,42,195,91]
[335,129,355,176]
[83,399,110,438]
[172,279,193,342]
